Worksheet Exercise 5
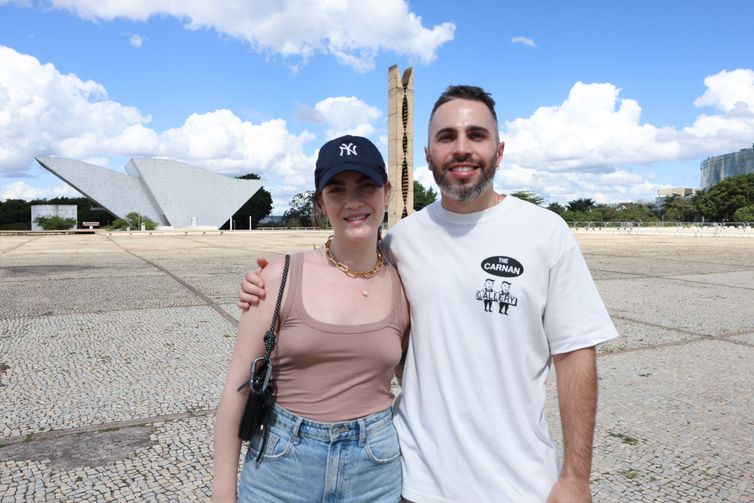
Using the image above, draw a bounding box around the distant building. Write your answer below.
[36,157,262,229]
[700,144,754,190]
[31,204,77,231]
[657,187,697,198]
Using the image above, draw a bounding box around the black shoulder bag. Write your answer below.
[237,254,290,461]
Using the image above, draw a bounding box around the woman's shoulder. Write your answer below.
[259,254,293,286]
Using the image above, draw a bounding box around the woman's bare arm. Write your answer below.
[212,258,287,502]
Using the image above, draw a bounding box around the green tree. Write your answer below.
[560,210,591,223]
[110,212,158,230]
[510,190,544,206]
[413,181,437,211]
[610,202,657,222]
[694,174,754,221]
[0,199,31,230]
[566,198,596,213]
[662,196,698,222]
[733,204,754,222]
[33,215,77,230]
[546,202,565,215]
[222,174,273,229]
[283,191,314,227]
[39,196,115,227]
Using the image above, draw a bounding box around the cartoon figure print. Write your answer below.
[475,278,497,312]
[497,281,517,315]
[476,278,517,315]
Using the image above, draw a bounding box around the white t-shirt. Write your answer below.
[383,196,618,502]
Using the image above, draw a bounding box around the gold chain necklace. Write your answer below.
[324,235,383,279]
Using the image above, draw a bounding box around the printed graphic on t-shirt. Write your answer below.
[475,279,518,315]
[480,256,524,277]
[475,256,522,316]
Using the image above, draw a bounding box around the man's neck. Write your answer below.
[440,189,504,214]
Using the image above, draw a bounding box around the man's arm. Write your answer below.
[547,346,598,503]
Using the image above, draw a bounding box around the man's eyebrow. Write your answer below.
[433,127,457,138]
[466,125,491,135]
[433,125,491,137]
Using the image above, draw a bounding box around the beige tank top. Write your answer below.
[271,252,406,422]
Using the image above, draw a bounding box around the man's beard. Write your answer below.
[428,153,497,202]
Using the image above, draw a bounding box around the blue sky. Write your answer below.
[1,0,753,212]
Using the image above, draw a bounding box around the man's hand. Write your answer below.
[236,257,268,310]
[546,476,592,503]
[548,346,597,503]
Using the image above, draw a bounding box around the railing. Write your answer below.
[567,221,753,237]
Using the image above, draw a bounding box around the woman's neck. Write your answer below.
[327,235,380,272]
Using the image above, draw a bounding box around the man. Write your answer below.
[239,85,617,502]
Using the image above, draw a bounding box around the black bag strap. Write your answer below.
[260,254,290,363]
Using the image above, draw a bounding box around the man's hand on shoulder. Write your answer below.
[546,476,592,503]
[236,257,269,310]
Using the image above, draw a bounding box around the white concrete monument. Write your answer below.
[36,157,263,229]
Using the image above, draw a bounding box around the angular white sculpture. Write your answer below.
[36,157,263,229]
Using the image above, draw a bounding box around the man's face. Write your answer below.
[425,98,504,212]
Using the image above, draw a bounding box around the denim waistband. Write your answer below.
[267,403,394,445]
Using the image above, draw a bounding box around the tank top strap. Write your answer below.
[385,263,405,331]
[278,252,305,325]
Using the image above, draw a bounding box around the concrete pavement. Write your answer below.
[1,230,752,502]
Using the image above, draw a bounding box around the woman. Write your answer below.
[212,135,409,502]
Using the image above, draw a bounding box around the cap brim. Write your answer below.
[317,164,386,191]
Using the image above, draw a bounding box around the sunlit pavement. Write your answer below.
[1,230,752,502]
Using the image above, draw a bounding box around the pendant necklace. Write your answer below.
[324,235,383,297]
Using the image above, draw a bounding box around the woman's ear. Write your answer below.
[314,191,325,213]
[383,181,392,207]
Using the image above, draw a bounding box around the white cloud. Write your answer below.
[0,45,151,175]
[3,43,753,208]
[511,36,536,48]
[0,180,79,201]
[693,68,754,112]
[494,166,659,204]
[0,45,318,206]
[314,96,382,139]
[502,72,754,176]
[43,0,455,71]
[482,69,754,203]
[502,82,682,171]
[295,103,325,123]
[128,34,144,47]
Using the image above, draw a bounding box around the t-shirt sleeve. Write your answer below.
[543,242,618,354]
[380,230,397,267]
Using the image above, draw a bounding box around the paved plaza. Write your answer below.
[1,230,752,502]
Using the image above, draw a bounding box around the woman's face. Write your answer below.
[319,171,390,241]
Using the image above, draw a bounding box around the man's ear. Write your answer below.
[496,141,505,165]
[425,145,431,167]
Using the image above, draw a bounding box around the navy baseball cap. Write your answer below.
[315,135,387,191]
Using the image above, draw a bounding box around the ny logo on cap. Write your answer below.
[339,143,358,156]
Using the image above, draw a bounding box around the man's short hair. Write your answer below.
[430,85,498,124]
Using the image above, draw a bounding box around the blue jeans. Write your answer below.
[239,404,401,503]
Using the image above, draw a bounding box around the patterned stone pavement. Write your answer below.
[0,231,752,502]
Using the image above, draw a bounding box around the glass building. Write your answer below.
[700,144,754,190]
